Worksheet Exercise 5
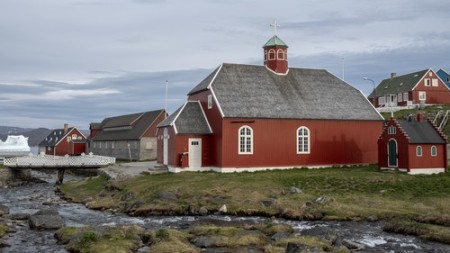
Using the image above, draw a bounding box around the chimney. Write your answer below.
[391,73,397,79]
[417,113,424,123]
[64,123,69,134]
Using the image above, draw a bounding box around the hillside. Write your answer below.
[0,126,51,146]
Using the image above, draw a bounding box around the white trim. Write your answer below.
[387,138,398,167]
[167,164,371,173]
[268,48,276,60]
[431,145,437,156]
[238,125,253,155]
[210,88,225,118]
[169,101,190,135]
[407,168,446,175]
[264,65,290,75]
[411,68,432,91]
[416,145,422,157]
[206,64,223,90]
[296,126,310,154]
[139,110,165,139]
[196,100,213,133]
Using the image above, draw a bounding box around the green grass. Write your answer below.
[0,224,8,238]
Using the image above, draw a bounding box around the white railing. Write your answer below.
[4,152,115,168]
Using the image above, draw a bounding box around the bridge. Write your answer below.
[4,152,115,184]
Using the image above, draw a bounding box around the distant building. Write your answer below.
[89,110,166,161]
[436,69,450,89]
[368,69,450,108]
[378,114,448,174]
[157,34,384,172]
[39,124,87,156]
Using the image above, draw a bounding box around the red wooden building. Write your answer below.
[378,114,448,174]
[368,69,450,108]
[157,35,384,172]
[39,124,87,156]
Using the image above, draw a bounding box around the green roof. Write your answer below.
[369,69,429,98]
[263,35,288,48]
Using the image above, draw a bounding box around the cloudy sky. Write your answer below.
[1,0,449,129]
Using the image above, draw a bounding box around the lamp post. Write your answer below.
[363,77,376,106]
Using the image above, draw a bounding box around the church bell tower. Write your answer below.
[263,21,289,75]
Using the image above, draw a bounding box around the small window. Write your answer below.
[297,127,310,154]
[238,126,253,154]
[72,134,77,139]
[47,147,51,151]
[268,49,276,60]
[429,72,432,77]
[398,93,403,102]
[191,141,199,145]
[403,92,409,101]
[424,78,431,86]
[431,146,437,156]
[447,77,450,82]
[419,91,426,101]
[388,126,396,134]
[432,79,438,87]
[277,49,284,60]
[416,146,422,157]
[264,50,268,61]
[208,95,213,109]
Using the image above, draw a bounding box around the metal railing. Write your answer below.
[433,110,450,130]
[4,152,115,168]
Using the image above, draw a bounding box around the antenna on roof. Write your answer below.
[270,20,280,35]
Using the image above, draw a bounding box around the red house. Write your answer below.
[378,114,448,174]
[368,69,450,108]
[39,124,87,156]
[157,35,384,172]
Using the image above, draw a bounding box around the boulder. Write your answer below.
[8,213,30,220]
[199,206,208,216]
[29,209,64,230]
[289,187,302,194]
[0,204,9,216]
[191,236,222,248]
[218,204,227,213]
[342,239,365,250]
[155,191,178,201]
[315,196,333,204]
[285,242,325,253]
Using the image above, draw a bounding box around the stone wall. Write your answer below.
[0,168,13,187]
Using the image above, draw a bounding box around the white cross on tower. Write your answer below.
[270,20,280,35]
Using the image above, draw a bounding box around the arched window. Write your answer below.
[239,126,253,154]
[264,50,268,61]
[416,146,422,157]
[297,127,310,154]
[277,49,284,60]
[268,49,276,60]
[431,146,437,156]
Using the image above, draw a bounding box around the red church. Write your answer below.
[157,34,384,172]
[378,114,448,174]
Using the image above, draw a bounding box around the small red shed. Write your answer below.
[378,114,448,174]
[39,124,87,156]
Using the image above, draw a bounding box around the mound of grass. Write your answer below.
[384,219,450,244]
[0,224,8,238]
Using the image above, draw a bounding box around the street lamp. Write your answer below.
[363,77,376,106]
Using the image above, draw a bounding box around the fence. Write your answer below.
[4,152,115,168]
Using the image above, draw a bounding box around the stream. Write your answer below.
[0,171,449,253]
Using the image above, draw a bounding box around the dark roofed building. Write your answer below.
[368,69,450,108]
[378,114,448,174]
[39,124,87,156]
[157,34,384,172]
[89,109,166,161]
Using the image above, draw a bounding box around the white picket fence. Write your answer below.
[4,152,115,168]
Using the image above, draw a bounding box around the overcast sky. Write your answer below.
[1,0,450,130]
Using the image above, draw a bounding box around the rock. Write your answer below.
[285,242,325,253]
[8,213,30,220]
[218,204,227,213]
[199,206,208,216]
[0,204,9,216]
[289,187,302,194]
[315,196,333,204]
[155,191,178,201]
[261,198,277,207]
[42,198,54,205]
[341,239,365,250]
[271,232,291,242]
[191,236,222,248]
[82,197,94,203]
[29,209,64,230]
[367,215,379,222]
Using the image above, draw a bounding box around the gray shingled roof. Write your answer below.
[368,69,428,98]
[189,63,382,121]
[39,128,75,146]
[398,120,445,144]
[158,102,212,134]
[92,110,164,141]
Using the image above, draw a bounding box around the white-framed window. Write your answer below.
[105,142,108,148]
[403,92,409,101]
[424,78,431,86]
[238,126,253,154]
[388,126,396,134]
[268,49,276,60]
[398,93,403,102]
[297,127,310,154]
[277,49,284,60]
[447,77,450,82]
[416,146,422,157]
[419,91,426,101]
[99,142,102,148]
[429,72,433,77]
[112,142,115,149]
[432,78,438,87]
[264,50,267,61]
[208,95,213,109]
[431,146,437,156]
[72,134,77,139]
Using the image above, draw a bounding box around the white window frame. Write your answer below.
[403,92,409,101]
[238,126,253,155]
[268,49,276,60]
[431,146,437,156]
[388,126,396,134]
[398,93,403,102]
[416,146,422,157]
[424,78,431,86]
[277,49,284,60]
[208,95,213,109]
[432,78,438,87]
[297,126,310,154]
[419,91,426,101]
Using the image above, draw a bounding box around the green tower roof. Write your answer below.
[263,35,288,48]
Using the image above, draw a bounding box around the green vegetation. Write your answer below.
[0,224,8,238]
[384,218,450,244]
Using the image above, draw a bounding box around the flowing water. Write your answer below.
[0,172,449,253]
